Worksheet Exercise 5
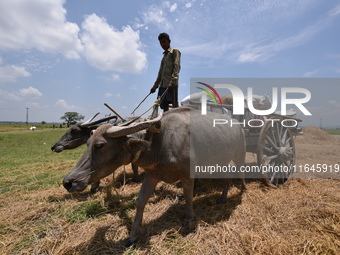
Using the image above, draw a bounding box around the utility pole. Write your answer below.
[26,107,29,124]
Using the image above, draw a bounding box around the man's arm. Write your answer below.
[169,49,181,87]
[151,62,163,93]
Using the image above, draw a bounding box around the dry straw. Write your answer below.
[1,126,339,254]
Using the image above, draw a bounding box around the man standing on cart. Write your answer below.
[150,33,181,112]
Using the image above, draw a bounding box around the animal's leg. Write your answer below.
[232,155,247,191]
[131,164,140,182]
[229,162,247,191]
[90,181,100,192]
[218,178,231,204]
[126,174,159,247]
[234,128,247,191]
[261,177,277,188]
[238,168,247,190]
[181,178,196,219]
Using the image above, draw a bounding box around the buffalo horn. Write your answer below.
[147,122,162,133]
[106,113,163,137]
[80,115,118,127]
[82,112,100,125]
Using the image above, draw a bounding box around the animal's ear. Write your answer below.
[124,138,150,154]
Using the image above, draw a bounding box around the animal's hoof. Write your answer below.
[265,181,278,189]
[217,197,227,204]
[90,182,100,193]
[261,178,278,189]
[132,176,140,183]
[241,184,247,190]
[90,186,99,193]
[184,217,197,231]
[125,238,136,247]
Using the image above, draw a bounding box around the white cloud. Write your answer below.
[0,0,82,59]
[304,70,320,77]
[0,1,149,74]
[141,4,172,30]
[328,4,340,16]
[115,93,121,97]
[19,87,43,99]
[185,3,192,8]
[111,74,120,81]
[232,7,338,64]
[237,52,263,64]
[55,99,77,110]
[0,86,42,102]
[140,0,333,65]
[105,93,113,98]
[142,5,167,25]
[0,89,21,101]
[0,65,31,83]
[81,14,147,73]
[129,85,137,91]
[328,100,340,108]
[170,3,177,12]
[26,102,41,108]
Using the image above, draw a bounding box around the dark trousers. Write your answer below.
[158,86,178,111]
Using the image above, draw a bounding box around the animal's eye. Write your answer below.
[70,127,81,134]
[94,143,104,149]
[90,130,96,136]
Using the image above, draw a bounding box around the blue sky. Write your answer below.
[0,0,339,127]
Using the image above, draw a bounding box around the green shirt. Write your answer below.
[153,47,181,89]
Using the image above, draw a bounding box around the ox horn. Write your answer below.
[106,113,163,137]
[82,112,100,125]
[81,114,118,127]
[147,121,162,133]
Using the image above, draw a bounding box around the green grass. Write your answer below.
[0,124,85,196]
[0,123,68,132]
[324,129,340,135]
[64,200,109,223]
[0,124,90,253]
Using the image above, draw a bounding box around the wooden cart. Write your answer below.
[188,101,303,186]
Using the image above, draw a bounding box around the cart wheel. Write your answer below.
[257,117,295,186]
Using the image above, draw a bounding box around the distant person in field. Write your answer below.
[150,33,181,112]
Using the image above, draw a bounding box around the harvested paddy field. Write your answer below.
[0,126,339,254]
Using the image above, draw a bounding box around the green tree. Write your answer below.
[60,112,85,126]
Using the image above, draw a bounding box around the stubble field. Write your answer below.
[0,125,339,254]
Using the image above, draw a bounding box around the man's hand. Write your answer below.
[168,83,174,90]
[150,87,156,94]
